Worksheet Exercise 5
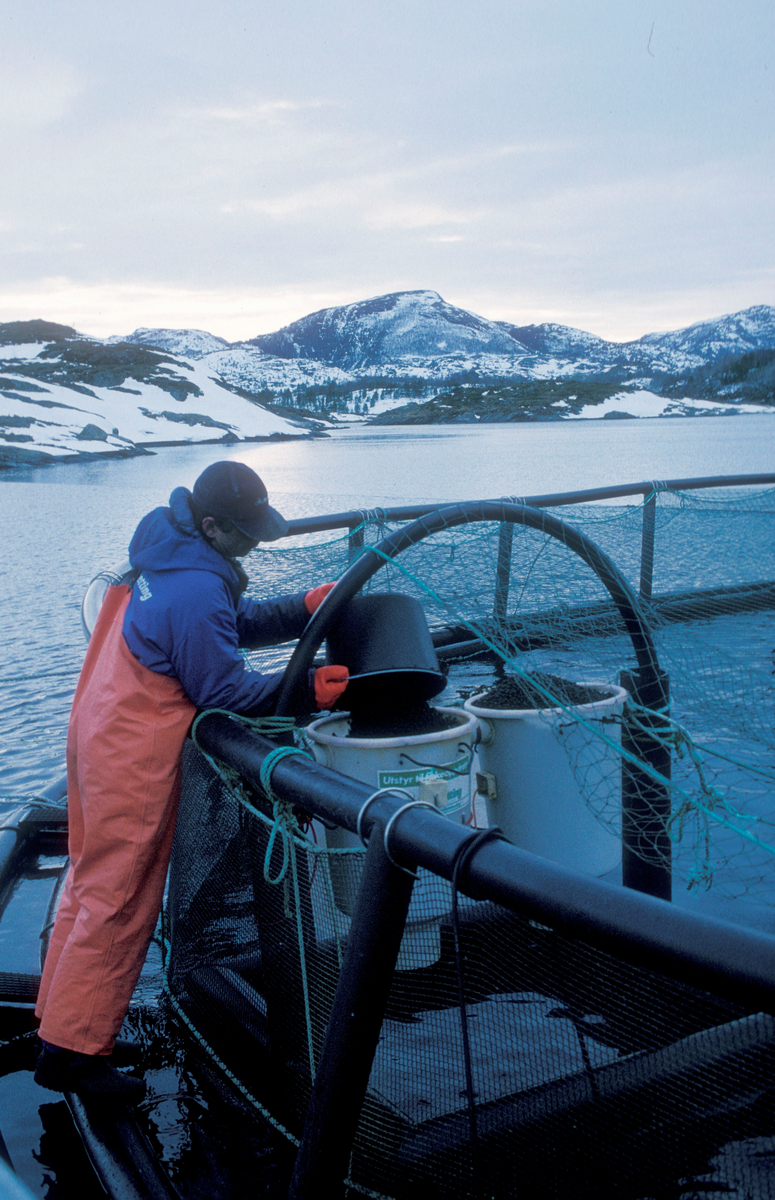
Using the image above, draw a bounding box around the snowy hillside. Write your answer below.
[206,346,355,393]
[635,305,775,370]
[0,322,316,467]
[368,378,775,426]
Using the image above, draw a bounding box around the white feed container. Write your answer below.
[306,707,478,966]
[307,707,477,827]
[464,683,626,876]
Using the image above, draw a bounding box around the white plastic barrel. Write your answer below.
[306,707,478,966]
[307,707,477,827]
[464,683,626,876]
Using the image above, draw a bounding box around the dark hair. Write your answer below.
[190,500,235,539]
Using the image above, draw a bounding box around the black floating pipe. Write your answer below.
[620,667,672,900]
[276,500,671,902]
[66,1094,181,1200]
[193,715,775,1018]
[190,712,775,1200]
[0,803,62,922]
[288,828,416,1200]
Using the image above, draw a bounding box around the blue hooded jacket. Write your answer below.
[123,488,309,714]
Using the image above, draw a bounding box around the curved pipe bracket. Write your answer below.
[275,501,661,715]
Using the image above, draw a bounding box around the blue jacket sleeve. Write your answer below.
[169,583,286,714]
[235,591,309,648]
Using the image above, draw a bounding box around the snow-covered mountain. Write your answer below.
[113,327,231,359]
[117,292,775,396]
[498,305,775,375]
[635,306,775,370]
[2,294,773,465]
[496,321,615,362]
[245,290,521,368]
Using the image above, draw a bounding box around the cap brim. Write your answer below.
[233,504,289,542]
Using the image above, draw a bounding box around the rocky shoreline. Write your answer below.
[0,428,326,471]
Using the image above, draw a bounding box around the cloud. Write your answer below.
[228,182,486,229]
[0,278,358,340]
[0,62,82,128]
[0,2,771,346]
[363,202,486,231]
[216,140,520,225]
[203,100,329,123]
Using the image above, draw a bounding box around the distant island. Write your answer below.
[1,292,774,467]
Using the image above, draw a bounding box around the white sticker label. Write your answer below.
[378,757,468,814]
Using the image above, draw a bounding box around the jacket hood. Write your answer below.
[128,487,242,592]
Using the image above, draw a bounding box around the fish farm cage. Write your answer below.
[4,472,775,1200]
[161,473,775,1200]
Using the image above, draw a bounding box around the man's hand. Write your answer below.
[314,665,349,709]
[304,583,336,614]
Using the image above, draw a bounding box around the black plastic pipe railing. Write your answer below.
[194,715,775,1012]
[288,823,416,1198]
[192,714,775,1199]
[279,474,775,618]
[281,474,775,538]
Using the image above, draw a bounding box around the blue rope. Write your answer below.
[256,743,317,1080]
[189,717,318,1076]
[259,744,310,798]
[260,746,313,885]
[191,708,297,744]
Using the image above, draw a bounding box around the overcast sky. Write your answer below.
[0,0,772,342]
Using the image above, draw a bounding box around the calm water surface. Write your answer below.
[0,416,773,1196]
[1,416,773,795]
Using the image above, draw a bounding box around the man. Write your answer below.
[34,461,348,1100]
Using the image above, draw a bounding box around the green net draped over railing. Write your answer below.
[237,486,775,915]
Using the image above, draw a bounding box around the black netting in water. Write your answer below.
[166,741,775,1200]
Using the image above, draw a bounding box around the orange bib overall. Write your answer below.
[36,585,196,1055]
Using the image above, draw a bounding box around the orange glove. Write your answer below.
[314,665,349,709]
[305,583,336,615]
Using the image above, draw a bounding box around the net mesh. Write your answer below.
[239,486,775,912]
[163,483,775,1197]
[167,741,775,1199]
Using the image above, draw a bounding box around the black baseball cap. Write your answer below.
[192,461,288,542]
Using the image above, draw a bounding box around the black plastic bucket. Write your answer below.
[325,594,445,710]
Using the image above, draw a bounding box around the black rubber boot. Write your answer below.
[34,1040,146,1104]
